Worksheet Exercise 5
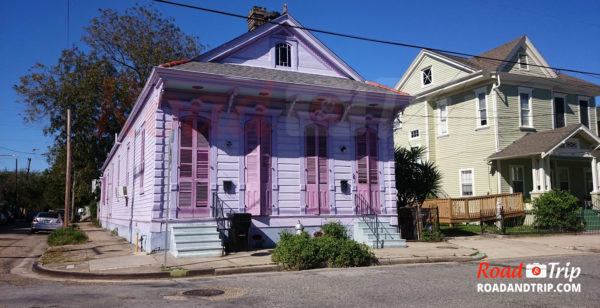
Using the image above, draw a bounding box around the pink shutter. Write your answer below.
[260,120,272,215]
[305,126,318,214]
[245,120,261,215]
[317,126,329,214]
[178,118,194,215]
[368,130,378,185]
[356,132,368,184]
[140,128,145,192]
[195,120,210,208]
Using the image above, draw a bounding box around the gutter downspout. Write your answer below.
[492,73,502,194]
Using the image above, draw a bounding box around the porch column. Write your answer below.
[592,156,599,193]
[531,156,539,192]
[543,157,551,191]
[538,157,546,192]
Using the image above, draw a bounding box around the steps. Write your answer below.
[353,220,406,249]
[171,225,224,258]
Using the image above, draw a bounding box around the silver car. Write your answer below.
[31,212,63,233]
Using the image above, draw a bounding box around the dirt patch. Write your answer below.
[40,247,70,264]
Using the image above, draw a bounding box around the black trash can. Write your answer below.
[229,213,252,252]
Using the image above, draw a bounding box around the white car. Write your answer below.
[31,212,63,233]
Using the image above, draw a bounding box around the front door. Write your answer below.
[178,116,210,218]
[306,125,329,214]
[356,128,380,214]
[245,118,272,216]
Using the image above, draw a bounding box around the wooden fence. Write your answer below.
[422,193,524,224]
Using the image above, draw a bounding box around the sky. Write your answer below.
[1,0,599,172]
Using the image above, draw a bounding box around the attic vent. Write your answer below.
[247,6,281,32]
[565,139,579,149]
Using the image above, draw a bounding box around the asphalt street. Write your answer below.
[1,223,599,307]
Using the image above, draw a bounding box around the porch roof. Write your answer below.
[487,124,600,160]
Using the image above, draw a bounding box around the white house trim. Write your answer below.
[518,87,534,129]
[553,92,567,129]
[458,168,475,197]
[474,86,489,129]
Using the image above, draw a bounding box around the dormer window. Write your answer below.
[422,67,432,86]
[275,43,291,67]
[519,54,528,70]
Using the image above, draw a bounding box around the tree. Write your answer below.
[13,5,204,210]
[394,146,442,208]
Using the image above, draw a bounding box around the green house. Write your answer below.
[394,35,600,207]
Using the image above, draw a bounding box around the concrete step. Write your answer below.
[175,240,222,250]
[174,233,221,241]
[357,226,398,234]
[363,239,407,249]
[172,248,223,258]
[362,233,402,240]
[172,225,218,234]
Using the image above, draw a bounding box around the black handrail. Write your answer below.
[212,192,231,252]
[357,194,380,248]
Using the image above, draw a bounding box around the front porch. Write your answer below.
[488,124,600,207]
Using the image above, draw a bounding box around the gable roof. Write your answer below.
[161,61,402,95]
[195,13,365,82]
[487,124,600,160]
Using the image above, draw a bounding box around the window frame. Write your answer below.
[437,99,448,136]
[421,67,433,87]
[459,168,475,197]
[557,167,570,191]
[275,42,292,68]
[509,165,525,194]
[474,87,489,129]
[578,96,590,128]
[553,93,567,129]
[518,87,534,129]
[519,53,529,70]
[409,129,420,140]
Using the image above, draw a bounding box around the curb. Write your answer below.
[33,253,486,281]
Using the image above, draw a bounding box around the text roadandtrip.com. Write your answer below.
[475,262,582,293]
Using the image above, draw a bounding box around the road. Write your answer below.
[1,223,599,307]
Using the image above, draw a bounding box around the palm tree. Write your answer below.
[394,146,442,208]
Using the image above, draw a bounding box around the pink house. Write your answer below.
[99,7,410,257]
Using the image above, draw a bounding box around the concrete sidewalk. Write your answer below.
[34,223,599,280]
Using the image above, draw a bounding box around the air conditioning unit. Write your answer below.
[116,186,128,198]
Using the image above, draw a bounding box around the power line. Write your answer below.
[153,0,600,78]
[0,146,44,156]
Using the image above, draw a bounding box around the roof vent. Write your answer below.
[247,6,280,32]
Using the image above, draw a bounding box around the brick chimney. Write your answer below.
[247,6,280,32]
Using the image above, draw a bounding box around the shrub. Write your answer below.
[272,228,376,270]
[420,228,444,242]
[532,189,583,231]
[47,228,88,246]
[321,221,348,240]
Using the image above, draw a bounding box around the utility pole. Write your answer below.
[64,108,71,227]
[15,157,18,209]
[26,158,31,180]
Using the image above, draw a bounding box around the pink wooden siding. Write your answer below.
[140,128,145,193]
[305,125,329,214]
[356,128,380,214]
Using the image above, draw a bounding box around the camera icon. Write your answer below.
[525,263,547,278]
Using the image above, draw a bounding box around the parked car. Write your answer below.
[0,213,7,225]
[2,209,15,223]
[31,212,63,233]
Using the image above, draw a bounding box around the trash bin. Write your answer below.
[229,213,252,252]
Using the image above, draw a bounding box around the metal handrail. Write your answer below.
[212,192,230,233]
[357,194,380,248]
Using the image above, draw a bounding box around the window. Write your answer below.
[393,113,403,130]
[438,102,448,135]
[558,167,569,191]
[459,169,474,196]
[519,54,528,70]
[579,98,589,127]
[564,138,579,149]
[409,129,420,139]
[519,88,533,127]
[422,67,432,86]
[510,165,524,193]
[475,89,488,127]
[554,95,566,128]
[275,43,291,67]
[139,127,145,194]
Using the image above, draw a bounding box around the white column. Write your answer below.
[592,157,598,193]
[538,157,546,192]
[531,156,538,192]
[497,160,502,194]
[544,157,551,191]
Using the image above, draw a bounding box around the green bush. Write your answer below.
[271,231,321,270]
[47,228,88,246]
[272,228,376,270]
[532,190,583,231]
[321,221,348,240]
[420,228,444,242]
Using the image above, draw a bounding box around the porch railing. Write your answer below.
[212,192,231,235]
[422,193,524,224]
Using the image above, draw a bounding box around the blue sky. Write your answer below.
[1,0,599,171]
